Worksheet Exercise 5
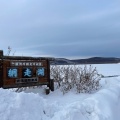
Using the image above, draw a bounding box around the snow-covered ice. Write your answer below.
[0,64,120,120]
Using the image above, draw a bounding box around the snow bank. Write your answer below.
[47,78,120,120]
[0,77,120,120]
[0,89,49,120]
[80,77,120,120]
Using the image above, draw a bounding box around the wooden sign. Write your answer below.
[0,50,54,91]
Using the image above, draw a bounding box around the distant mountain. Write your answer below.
[50,58,74,65]
[71,57,120,64]
[50,57,120,65]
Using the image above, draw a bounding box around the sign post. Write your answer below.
[0,50,54,93]
[0,50,3,87]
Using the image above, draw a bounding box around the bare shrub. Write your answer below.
[50,65,64,89]
[75,65,101,93]
[61,66,73,94]
[50,65,101,94]
[7,46,12,56]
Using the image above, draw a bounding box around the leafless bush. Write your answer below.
[75,65,101,93]
[61,66,73,94]
[50,65,64,88]
[50,65,101,94]
[7,46,12,56]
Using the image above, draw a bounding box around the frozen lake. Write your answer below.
[88,64,120,76]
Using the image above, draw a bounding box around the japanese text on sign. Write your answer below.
[37,68,45,76]
[7,68,18,78]
[22,68,32,78]
[10,61,43,66]
[7,67,45,78]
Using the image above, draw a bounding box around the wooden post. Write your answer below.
[47,59,51,88]
[0,50,3,57]
[45,87,50,95]
[0,50,3,87]
[50,79,54,91]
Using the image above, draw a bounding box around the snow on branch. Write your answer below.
[50,65,101,94]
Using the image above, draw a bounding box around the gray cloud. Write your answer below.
[0,0,120,58]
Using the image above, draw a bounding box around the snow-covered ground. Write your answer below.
[0,64,120,120]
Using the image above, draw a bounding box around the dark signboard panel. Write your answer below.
[0,50,54,91]
[2,60,50,88]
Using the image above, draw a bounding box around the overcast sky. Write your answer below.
[0,0,120,59]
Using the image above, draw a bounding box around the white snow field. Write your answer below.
[0,64,120,120]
